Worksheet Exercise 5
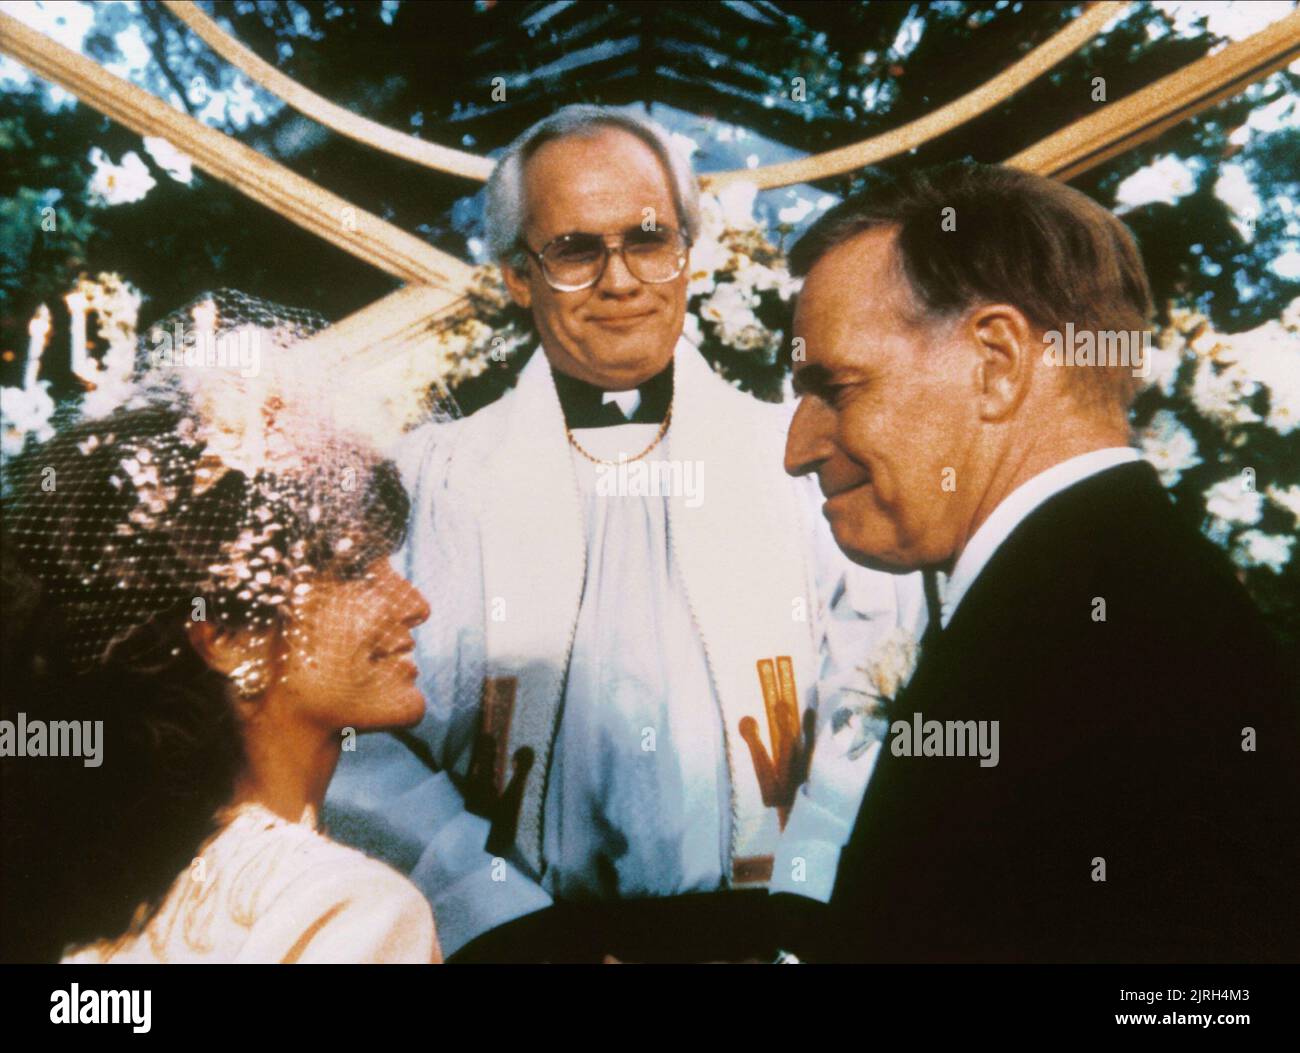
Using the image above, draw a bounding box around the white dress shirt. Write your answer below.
[602,388,642,418]
[940,447,1140,628]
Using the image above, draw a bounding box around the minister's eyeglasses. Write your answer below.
[521,225,691,292]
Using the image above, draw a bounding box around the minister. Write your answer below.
[326,104,922,962]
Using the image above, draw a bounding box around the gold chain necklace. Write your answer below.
[566,401,673,466]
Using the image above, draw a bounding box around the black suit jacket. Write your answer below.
[781,461,1299,962]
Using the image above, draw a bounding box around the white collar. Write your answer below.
[940,447,1140,628]
[602,388,642,419]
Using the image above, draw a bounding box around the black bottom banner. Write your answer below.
[2,963,1292,1041]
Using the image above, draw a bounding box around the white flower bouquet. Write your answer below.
[1132,298,1300,637]
[833,627,921,760]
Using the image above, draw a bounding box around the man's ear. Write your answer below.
[968,304,1034,422]
[186,620,263,678]
[501,258,533,309]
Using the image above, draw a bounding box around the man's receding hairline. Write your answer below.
[529,121,655,154]
[519,125,682,236]
[799,222,894,296]
[801,222,934,329]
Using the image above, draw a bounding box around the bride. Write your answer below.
[0,299,442,963]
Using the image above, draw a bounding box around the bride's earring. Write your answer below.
[230,659,268,700]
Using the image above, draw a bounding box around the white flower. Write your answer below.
[701,280,767,350]
[700,281,759,328]
[1190,355,1260,430]
[143,135,195,185]
[460,317,494,346]
[865,628,920,701]
[1214,163,1262,242]
[1168,303,1209,333]
[1230,317,1297,359]
[1186,320,1222,357]
[733,256,781,293]
[72,273,144,418]
[687,270,717,299]
[702,183,759,235]
[1114,154,1196,212]
[1262,374,1300,436]
[1204,477,1264,525]
[728,325,771,352]
[1267,484,1300,528]
[836,627,921,760]
[1,381,57,458]
[687,235,730,297]
[719,316,764,349]
[1207,315,1300,436]
[697,194,728,244]
[719,183,759,229]
[731,256,801,302]
[1154,0,1296,42]
[1282,296,1300,332]
[1142,341,1185,396]
[1231,529,1293,574]
[1235,333,1300,436]
[80,372,138,420]
[1272,250,1300,281]
[86,147,156,206]
[1138,409,1203,486]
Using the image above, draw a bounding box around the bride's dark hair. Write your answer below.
[0,405,409,962]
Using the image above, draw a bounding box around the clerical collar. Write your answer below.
[552,359,674,429]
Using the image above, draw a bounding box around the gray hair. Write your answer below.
[483,104,701,269]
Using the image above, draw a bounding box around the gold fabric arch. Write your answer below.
[1,4,1297,373]
[162,0,1122,190]
[160,0,495,184]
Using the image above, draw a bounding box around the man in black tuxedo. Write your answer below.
[777,161,1298,962]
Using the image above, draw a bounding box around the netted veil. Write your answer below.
[2,288,459,685]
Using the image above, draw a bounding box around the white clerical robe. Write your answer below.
[325,338,924,957]
[543,423,730,898]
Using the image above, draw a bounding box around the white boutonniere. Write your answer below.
[832,627,921,760]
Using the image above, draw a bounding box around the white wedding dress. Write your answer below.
[62,801,440,964]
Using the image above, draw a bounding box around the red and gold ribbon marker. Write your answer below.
[741,657,812,831]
